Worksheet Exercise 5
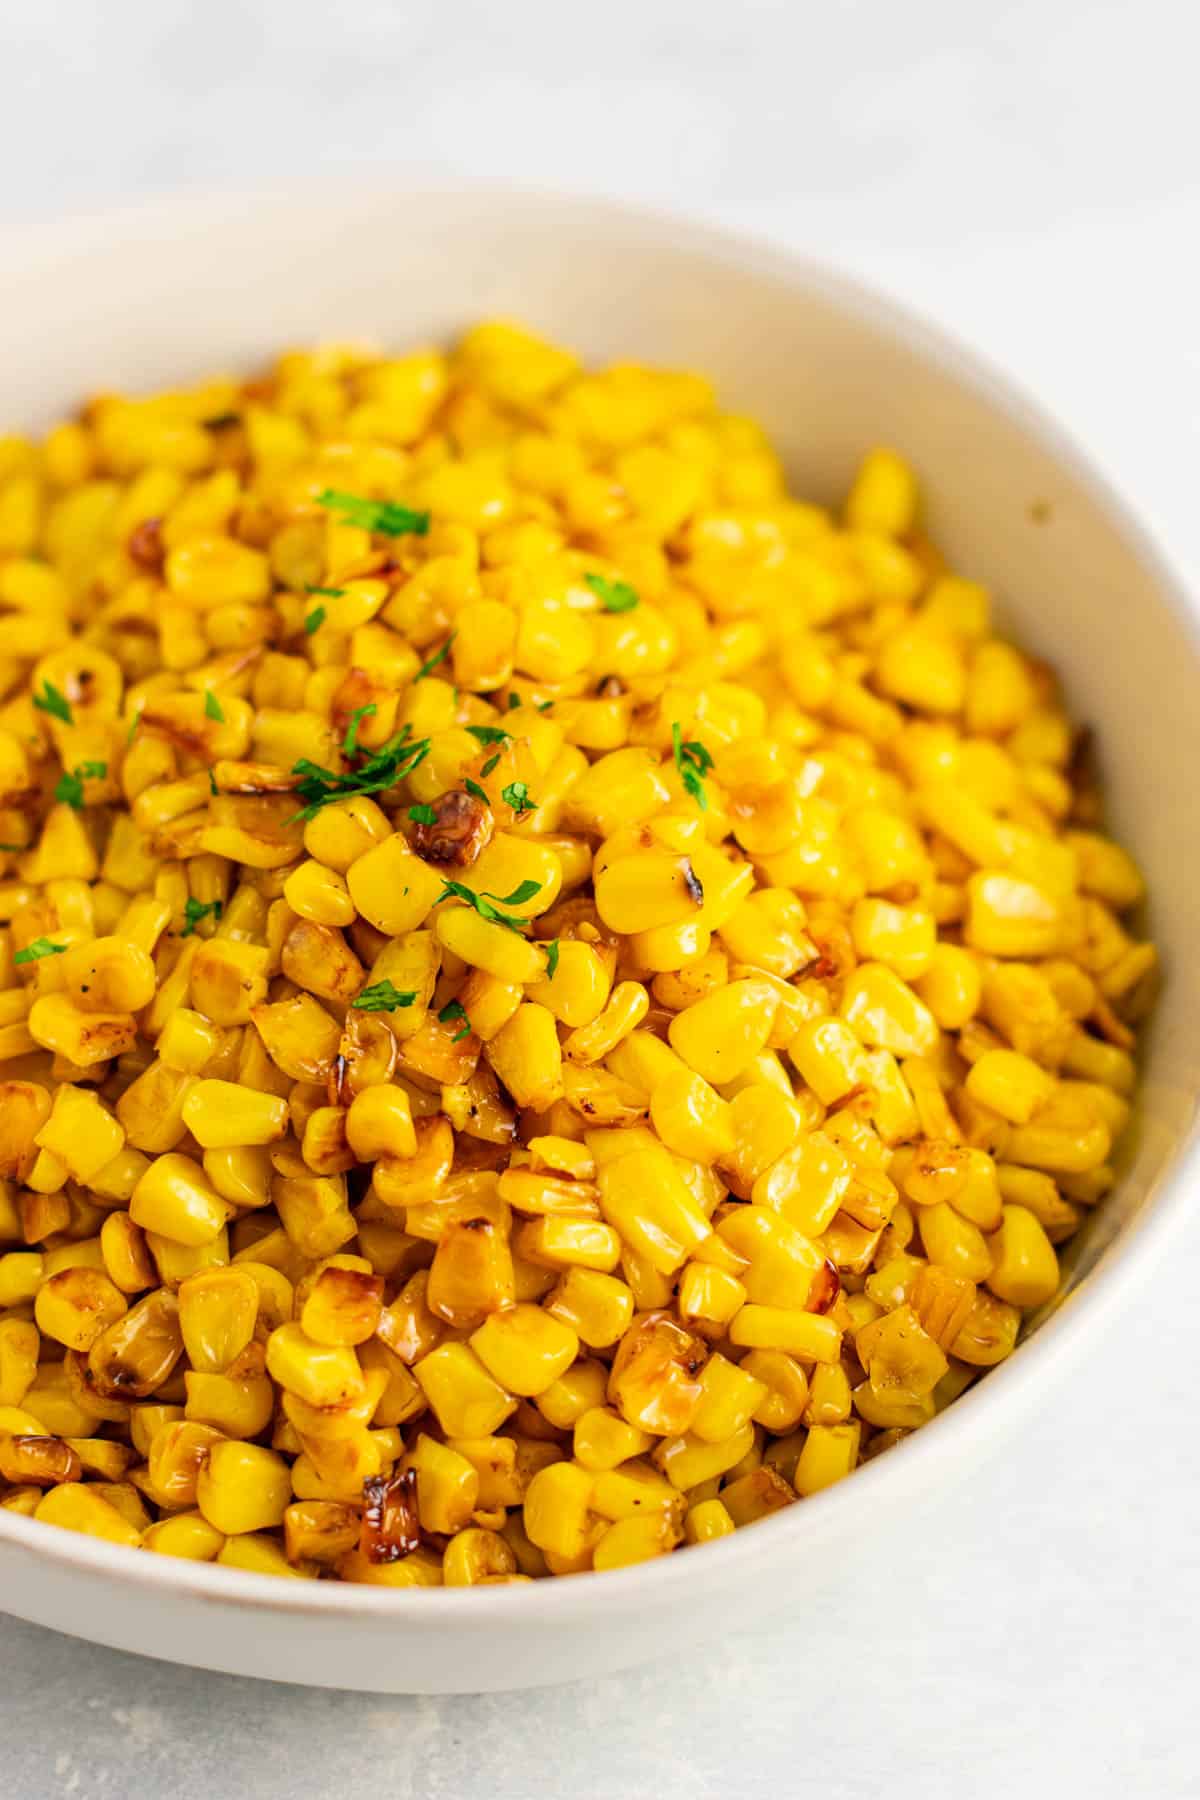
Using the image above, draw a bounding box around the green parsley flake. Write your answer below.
[437,999,473,1043]
[342,703,377,758]
[305,585,345,598]
[544,939,561,980]
[672,721,714,812]
[289,727,431,821]
[408,803,437,825]
[205,690,224,722]
[463,777,490,806]
[316,489,430,538]
[181,897,223,938]
[501,781,535,814]
[13,937,66,966]
[54,761,107,810]
[304,607,326,635]
[437,878,541,934]
[585,572,639,614]
[353,981,418,1013]
[480,753,501,778]
[208,769,219,797]
[466,726,510,747]
[33,681,73,725]
[126,713,141,745]
[415,635,456,680]
[506,694,522,712]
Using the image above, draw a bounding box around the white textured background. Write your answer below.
[1,3,1198,1795]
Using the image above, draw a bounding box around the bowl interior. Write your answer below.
[0,187,1197,1679]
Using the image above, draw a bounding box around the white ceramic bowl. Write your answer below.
[1,185,1197,1694]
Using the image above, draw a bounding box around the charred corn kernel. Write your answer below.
[299,1264,383,1347]
[142,1510,225,1561]
[965,1049,1056,1124]
[130,1153,231,1246]
[793,1421,861,1496]
[470,1305,579,1397]
[28,994,136,1067]
[984,1204,1060,1306]
[196,1439,291,1534]
[729,1305,841,1361]
[34,1267,127,1351]
[720,1465,796,1525]
[178,1267,259,1372]
[414,1342,517,1437]
[35,1481,142,1548]
[147,1420,222,1507]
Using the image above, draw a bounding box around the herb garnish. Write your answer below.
[353,981,418,1013]
[54,761,107,809]
[304,607,326,635]
[33,682,72,725]
[14,937,66,966]
[342,704,376,758]
[544,939,560,980]
[408,803,437,825]
[463,778,490,806]
[205,691,224,722]
[415,635,455,680]
[437,878,541,934]
[289,727,431,821]
[672,721,714,812]
[501,781,535,814]
[316,489,430,538]
[181,897,222,938]
[585,572,639,614]
[437,999,473,1043]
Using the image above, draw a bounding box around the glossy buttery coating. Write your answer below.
[0,323,1154,1583]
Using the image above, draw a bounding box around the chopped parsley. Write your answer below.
[466,725,510,748]
[316,488,430,538]
[408,803,437,825]
[585,572,639,614]
[536,699,555,713]
[672,721,714,812]
[54,761,107,809]
[463,777,490,806]
[13,937,66,966]
[544,939,560,980]
[506,693,522,712]
[342,703,377,758]
[204,690,224,722]
[438,877,541,934]
[181,897,222,938]
[353,981,417,1013]
[289,727,431,821]
[305,585,345,598]
[208,769,219,797]
[33,681,72,725]
[501,781,535,814]
[437,998,473,1043]
[126,712,141,745]
[414,635,455,680]
[304,606,326,635]
[480,753,501,777]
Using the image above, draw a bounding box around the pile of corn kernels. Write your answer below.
[0,322,1154,1583]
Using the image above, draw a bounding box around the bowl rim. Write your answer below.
[1,176,1197,1631]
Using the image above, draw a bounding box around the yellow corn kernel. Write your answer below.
[965,1049,1056,1124]
[648,1067,735,1165]
[470,1305,579,1397]
[844,447,917,536]
[405,1433,479,1533]
[857,1303,948,1399]
[522,1460,598,1560]
[592,1509,682,1570]
[984,1204,1060,1307]
[35,1481,142,1548]
[728,1305,841,1361]
[142,1510,226,1561]
[689,1352,767,1443]
[597,1145,711,1275]
[0,1318,38,1406]
[413,1341,517,1437]
[666,979,779,1085]
[181,1080,289,1149]
[344,1084,417,1163]
[484,1003,563,1111]
[919,1201,994,1281]
[717,1205,826,1310]
[129,1153,232,1246]
[184,1371,274,1439]
[196,1439,291,1535]
[793,1421,861,1496]
[572,1405,652,1472]
[32,1083,125,1183]
[265,1322,364,1409]
[28,993,136,1067]
[676,1261,747,1336]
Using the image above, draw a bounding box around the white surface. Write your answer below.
[0,0,1198,1791]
